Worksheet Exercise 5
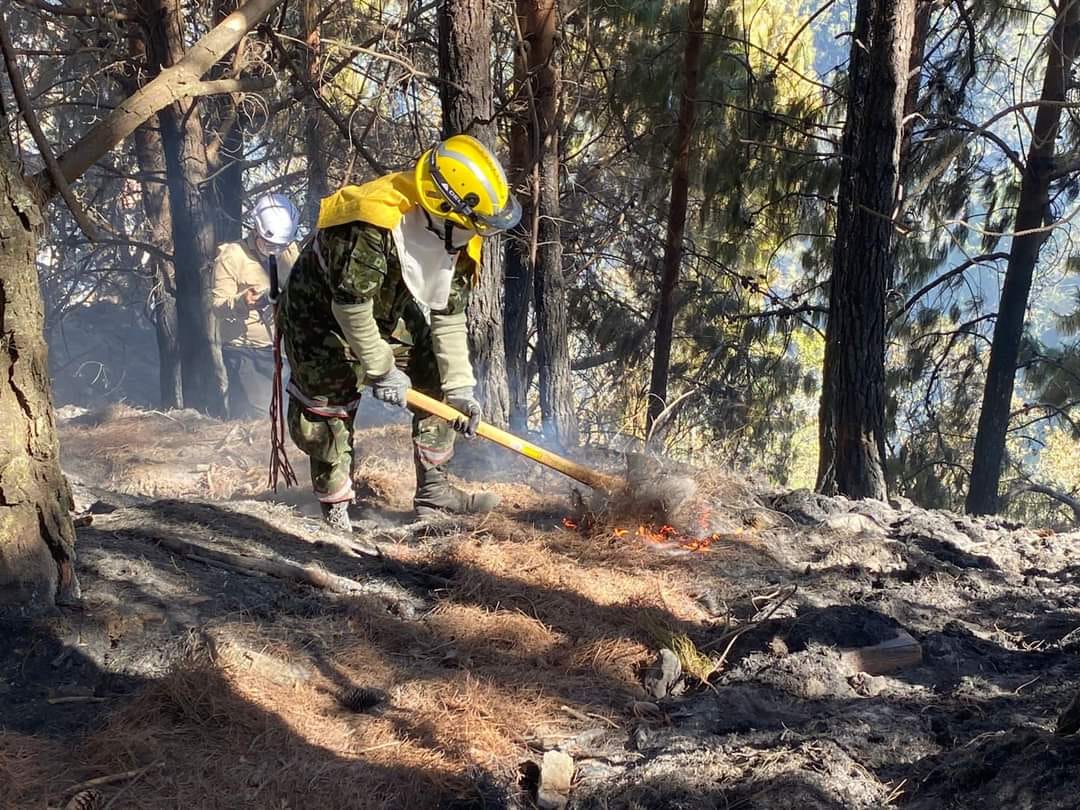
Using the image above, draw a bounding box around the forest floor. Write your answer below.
[3,404,1080,809]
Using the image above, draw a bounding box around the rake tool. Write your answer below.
[405,389,624,493]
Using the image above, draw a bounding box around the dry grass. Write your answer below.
[5,406,788,807]
[62,407,272,500]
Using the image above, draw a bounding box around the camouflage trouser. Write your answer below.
[286,323,456,503]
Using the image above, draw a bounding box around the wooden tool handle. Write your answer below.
[405,389,623,493]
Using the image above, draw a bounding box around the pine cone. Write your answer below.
[338,686,387,714]
[64,790,102,810]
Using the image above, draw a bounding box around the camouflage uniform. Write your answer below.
[279,220,474,504]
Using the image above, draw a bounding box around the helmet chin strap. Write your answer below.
[420,208,468,254]
[444,218,455,253]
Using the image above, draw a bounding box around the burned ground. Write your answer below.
[3,406,1080,809]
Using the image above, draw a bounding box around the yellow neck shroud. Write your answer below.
[317,172,482,267]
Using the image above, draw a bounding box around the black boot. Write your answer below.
[413,452,500,517]
[321,500,352,533]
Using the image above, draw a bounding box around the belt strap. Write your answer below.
[286,379,361,418]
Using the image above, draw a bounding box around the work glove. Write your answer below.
[369,366,410,409]
[445,387,482,438]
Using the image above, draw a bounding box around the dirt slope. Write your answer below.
[2,406,1080,809]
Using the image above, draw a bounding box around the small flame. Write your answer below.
[622,523,718,553]
[564,514,721,553]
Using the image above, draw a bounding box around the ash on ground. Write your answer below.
[3,406,1080,809]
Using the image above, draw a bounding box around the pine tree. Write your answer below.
[967,0,1080,515]
[817,0,917,500]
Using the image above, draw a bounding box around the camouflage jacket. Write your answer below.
[279,219,474,404]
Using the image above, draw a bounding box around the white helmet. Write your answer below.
[252,193,299,248]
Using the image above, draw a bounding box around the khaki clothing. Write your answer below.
[212,236,299,349]
[222,345,278,421]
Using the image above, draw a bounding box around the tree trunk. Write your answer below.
[515,0,575,446]
[438,0,511,427]
[504,7,535,433]
[504,238,532,432]
[899,0,931,183]
[301,0,331,224]
[646,0,707,431]
[2,0,284,610]
[150,0,227,416]
[133,117,183,409]
[966,1,1080,515]
[211,0,245,243]
[0,122,79,611]
[212,118,245,243]
[816,0,916,500]
[127,24,183,409]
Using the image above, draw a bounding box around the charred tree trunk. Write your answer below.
[133,117,183,409]
[301,0,331,223]
[127,25,182,409]
[966,1,1080,515]
[816,0,916,500]
[2,0,285,610]
[0,120,78,610]
[504,11,535,433]
[504,237,531,432]
[211,0,244,243]
[646,0,707,431]
[212,118,245,243]
[438,0,511,427]
[149,0,227,416]
[514,0,575,446]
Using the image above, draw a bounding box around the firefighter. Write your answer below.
[278,135,521,531]
[212,193,301,420]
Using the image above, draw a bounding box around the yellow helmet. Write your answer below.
[414,134,521,236]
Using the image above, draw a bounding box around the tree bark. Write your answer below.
[504,8,535,433]
[646,0,707,431]
[438,0,511,427]
[1,0,285,610]
[133,117,183,410]
[966,0,1080,515]
[211,117,245,243]
[127,25,182,409]
[899,0,931,183]
[816,0,916,500]
[0,118,78,611]
[301,0,331,224]
[149,0,227,416]
[504,237,532,432]
[514,0,575,446]
[210,0,245,244]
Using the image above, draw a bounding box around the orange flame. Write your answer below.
[564,514,720,553]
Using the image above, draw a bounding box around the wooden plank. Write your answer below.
[839,630,922,675]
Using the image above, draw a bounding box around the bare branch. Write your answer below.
[13,0,137,22]
[265,27,389,175]
[1003,482,1080,524]
[32,0,287,200]
[889,253,1010,327]
[0,9,97,239]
